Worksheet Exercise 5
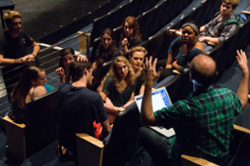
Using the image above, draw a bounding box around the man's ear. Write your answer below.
[84,68,88,75]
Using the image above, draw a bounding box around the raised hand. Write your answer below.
[236,49,249,75]
[145,56,162,86]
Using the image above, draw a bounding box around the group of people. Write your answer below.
[1,0,248,164]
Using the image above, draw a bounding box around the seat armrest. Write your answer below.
[76,133,104,166]
[242,10,250,15]
[2,116,26,161]
[2,116,25,128]
[234,124,250,134]
[207,41,216,46]
[181,154,219,166]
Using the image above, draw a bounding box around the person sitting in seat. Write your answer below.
[100,56,136,124]
[158,21,204,82]
[93,28,119,69]
[91,28,119,91]
[57,61,110,161]
[55,47,87,83]
[168,0,239,51]
[119,16,142,56]
[129,46,147,95]
[139,50,248,165]
[8,66,47,124]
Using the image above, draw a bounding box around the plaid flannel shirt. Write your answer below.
[200,12,237,42]
[154,86,241,162]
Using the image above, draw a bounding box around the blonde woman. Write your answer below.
[99,56,136,123]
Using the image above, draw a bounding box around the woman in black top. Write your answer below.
[119,16,142,56]
[9,66,47,124]
[94,28,119,69]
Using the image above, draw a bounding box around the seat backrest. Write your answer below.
[146,29,170,60]
[1,63,34,101]
[228,125,250,166]
[91,14,108,45]
[103,104,141,166]
[106,7,122,30]
[90,37,101,62]
[166,70,193,103]
[140,7,156,41]
[237,18,250,50]
[113,26,122,46]
[171,0,220,30]
[26,89,59,156]
[211,29,239,78]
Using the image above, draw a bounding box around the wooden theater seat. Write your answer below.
[76,133,104,166]
[2,89,59,162]
[2,116,26,161]
[181,125,250,166]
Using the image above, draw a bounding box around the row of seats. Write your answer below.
[140,0,222,60]
[38,0,127,45]
[137,0,193,41]
[90,0,159,45]
[90,0,193,61]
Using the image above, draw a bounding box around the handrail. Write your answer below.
[38,32,91,59]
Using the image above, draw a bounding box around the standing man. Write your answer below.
[139,50,248,165]
[0,11,40,65]
[57,61,110,160]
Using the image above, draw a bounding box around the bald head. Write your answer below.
[190,54,217,87]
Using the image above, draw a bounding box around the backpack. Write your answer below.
[219,14,245,32]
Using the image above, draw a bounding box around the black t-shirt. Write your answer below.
[102,76,135,107]
[135,69,146,96]
[0,31,34,58]
[57,83,108,153]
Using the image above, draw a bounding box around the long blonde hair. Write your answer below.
[102,56,135,93]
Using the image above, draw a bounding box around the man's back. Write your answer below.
[155,86,242,162]
[57,83,107,153]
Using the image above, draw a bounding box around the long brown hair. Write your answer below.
[95,28,117,68]
[102,56,135,93]
[59,47,76,70]
[11,66,45,109]
[121,16,141,41]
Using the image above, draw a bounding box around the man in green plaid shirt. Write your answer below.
[139,50,249,165]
